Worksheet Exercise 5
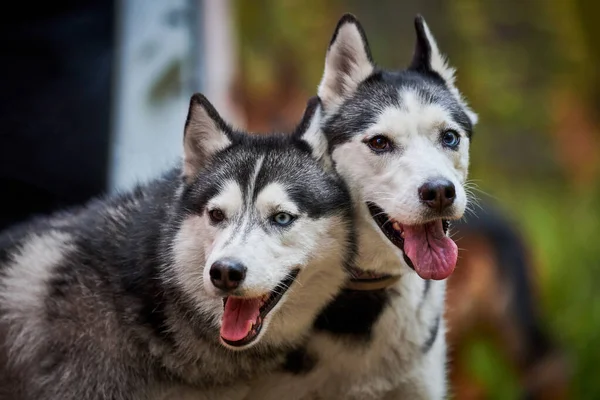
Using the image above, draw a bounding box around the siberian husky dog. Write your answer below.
[245,14,478,400]
[0,95,355,400]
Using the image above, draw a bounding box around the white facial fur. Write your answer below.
[332,89,470,226]
[314,15,477,277]
[203,180,319,299]
[174,93,352,349]
[173,160,349,349]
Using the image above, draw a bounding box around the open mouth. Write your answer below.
[220,269,300,348]
[366,202,457,281]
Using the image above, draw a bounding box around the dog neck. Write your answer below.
[341,198,408,292]
[344,275,401,291]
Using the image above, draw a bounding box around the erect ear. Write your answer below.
[183,94,232,183]
[293,96,332,171]
[409,15,478,125]
[409,15,455,84]
[318,14,374,112]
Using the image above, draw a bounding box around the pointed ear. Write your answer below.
[293,96,332,170]
[183,94,232,183]
[409,15,455,85]
[409,15,478,126]
[318,14,374,112]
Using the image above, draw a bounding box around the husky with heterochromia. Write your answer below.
[244,13,478,400]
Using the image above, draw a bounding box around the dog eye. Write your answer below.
[208,209,226,223]
[271,212,296,227]
[366,135,392,153]
[441,130,460,149]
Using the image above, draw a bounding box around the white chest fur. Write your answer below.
[245,276,447,400]
[244,205,450,399]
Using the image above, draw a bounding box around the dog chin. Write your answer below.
[218,296,283,351]
[366,202,460,280]
[219,320,270,351]
[416,208,464,225]
[215,269,300,350]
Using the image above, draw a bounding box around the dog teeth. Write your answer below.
[390,220,405,238]
[249,317,262,334]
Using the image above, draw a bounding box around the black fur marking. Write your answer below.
[420,279,432,309]
[131,276,177,348]
[254,146,351,220]
[422,314,440,353]
[323,69,473,147]
[328,13,373,62]
[283,348,318,375]
[181,129,352,223]
[322,15,474,144]
[292,96,321,142]
[314,289,389,341]
[409,15,432,74]
[407,16,475,135]
[323,72,399,149]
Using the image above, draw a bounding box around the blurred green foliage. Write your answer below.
[233,0,600,397]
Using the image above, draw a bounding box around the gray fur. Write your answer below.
[243,13,477,400]
[0,95,354,400]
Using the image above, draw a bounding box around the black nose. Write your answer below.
[418,179,456,212]
[209,259,247,291]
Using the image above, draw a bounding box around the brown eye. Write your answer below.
[208,209,225,223]
[366,135,392,153]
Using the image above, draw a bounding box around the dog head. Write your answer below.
[318,14,477,281]
[171,95,353,350]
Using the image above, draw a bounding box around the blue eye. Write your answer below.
[272,212,296,226]
[441,130,460,149]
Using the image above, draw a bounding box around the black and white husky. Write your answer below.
[245,14,478,399]
[0,95,355,400]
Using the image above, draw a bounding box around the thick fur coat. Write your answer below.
[244,14,477,400]
[0,95,354,400]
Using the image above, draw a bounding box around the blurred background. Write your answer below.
[1,1,598,398]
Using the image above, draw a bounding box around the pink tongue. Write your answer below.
[220,297,262,342]
[403,220,458,280]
